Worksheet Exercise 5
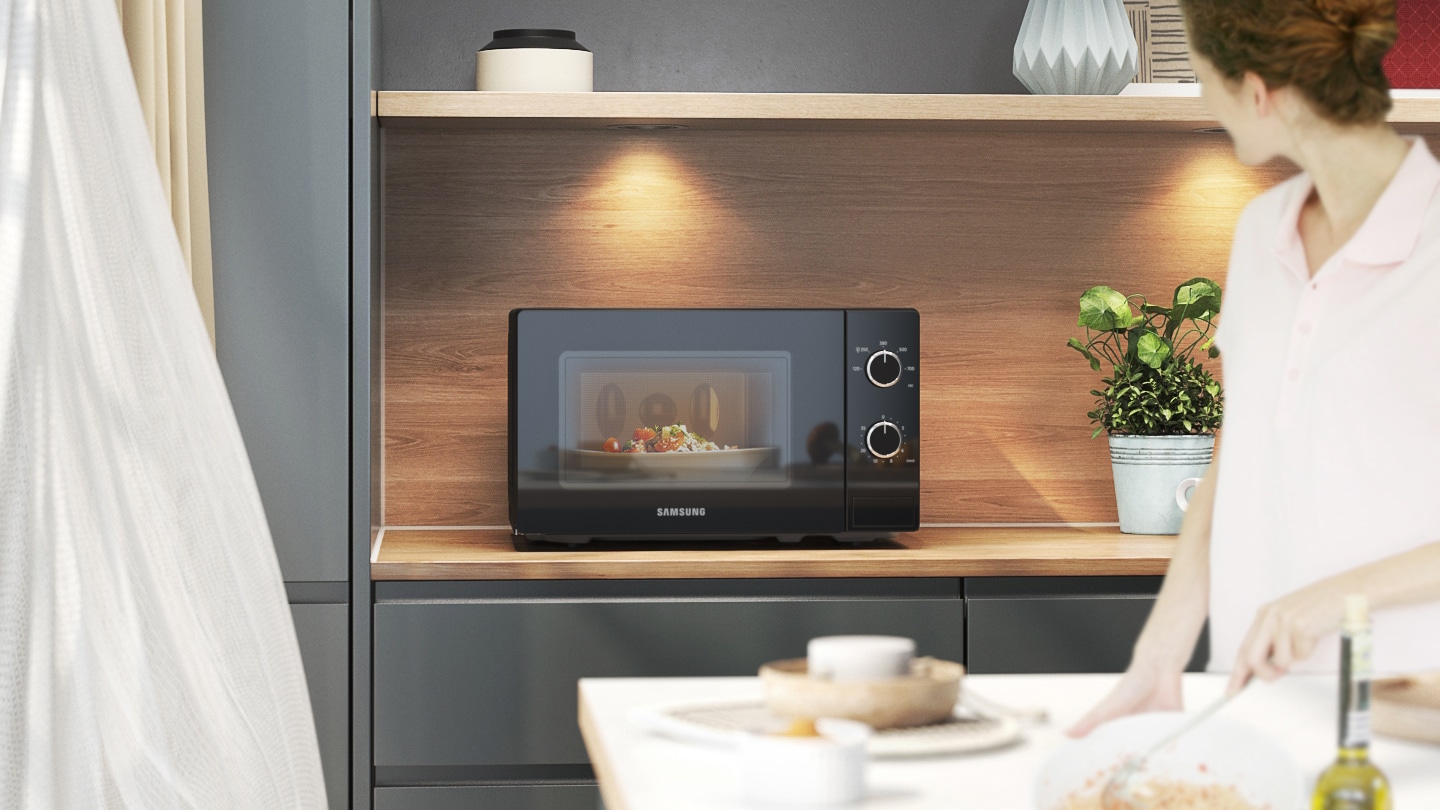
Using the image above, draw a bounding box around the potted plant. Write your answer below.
[1068,278,1224,534]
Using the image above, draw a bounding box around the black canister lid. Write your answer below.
[481,29,589,52]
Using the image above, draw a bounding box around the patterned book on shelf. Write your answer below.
[1386,0,1440,89]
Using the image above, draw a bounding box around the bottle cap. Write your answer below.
[1343,593,1369,630]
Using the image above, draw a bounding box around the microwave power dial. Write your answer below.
[865,421,904,459]
[865,350,902,388]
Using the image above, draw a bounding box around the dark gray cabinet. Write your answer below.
[205,0,351,584]
[207,0,354,802]
[373,579,964,768]
[374,785,602,810]
[292,602,351,810]
[965,577,1208,674]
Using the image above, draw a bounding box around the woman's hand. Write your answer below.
[1226,541,1440,694]
[1226,581,1344,695]
[1066,661,1185,738]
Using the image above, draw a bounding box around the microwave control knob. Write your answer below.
[865,421,903,459]
[866,350,902,388]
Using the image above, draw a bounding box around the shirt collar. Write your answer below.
[1271,136,1440,271]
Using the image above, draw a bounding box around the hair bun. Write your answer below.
[1183,0,1396,125]
[1345,1,1398,69]
[1311,0,1396,65]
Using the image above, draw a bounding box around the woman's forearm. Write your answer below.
[1344,541,1440,612]
[1131,459,1218,672]
[1282,539,1440,633]
[1226,538,1440,689]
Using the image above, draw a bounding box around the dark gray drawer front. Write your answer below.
[290,603,349,810]
[374,590,964,766]
[965,577,1207,674]
[374,785,601,810]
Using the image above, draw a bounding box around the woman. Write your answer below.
[1070,0,1440,737]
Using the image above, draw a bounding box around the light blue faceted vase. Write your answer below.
[1013,0,1139,95]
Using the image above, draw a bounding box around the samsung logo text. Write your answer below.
[656,507,706,517]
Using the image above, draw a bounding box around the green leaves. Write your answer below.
[1134,331,1173,369]
[1078,286,1138,331]
[1068,337,1101,371]
[1070,276,1225,437]
[1088,358,1223,437]
[1171,278,1221,322]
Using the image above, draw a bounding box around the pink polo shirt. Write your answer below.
[1208,136,1440,675]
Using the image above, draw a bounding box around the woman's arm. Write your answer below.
[1228,539,1440,693]
[1066,453,1219,737]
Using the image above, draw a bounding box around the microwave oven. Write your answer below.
[508,309,919,543]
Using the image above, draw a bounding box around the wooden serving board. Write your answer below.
[1374,674,1440,745]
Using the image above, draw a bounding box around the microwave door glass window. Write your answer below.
[560,352,790,488]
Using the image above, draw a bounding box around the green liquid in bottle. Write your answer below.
[1312,747,1391,810]
[1311,596,1391,810]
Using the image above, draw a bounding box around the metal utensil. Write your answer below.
[1100,687,1244,810]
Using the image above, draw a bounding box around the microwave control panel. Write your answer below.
[845,309,920,532]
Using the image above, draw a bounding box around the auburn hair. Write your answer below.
[1179,0,1397,125]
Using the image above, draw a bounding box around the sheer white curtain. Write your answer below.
[0,0,326,806]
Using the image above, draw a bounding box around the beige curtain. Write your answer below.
[115,0,216,344]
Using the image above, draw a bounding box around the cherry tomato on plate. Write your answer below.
[602,437,621,453]
[633,427,656,443]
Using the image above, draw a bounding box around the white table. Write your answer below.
[578,673,1440,810]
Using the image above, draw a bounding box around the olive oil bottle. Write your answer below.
[1311,594,1391,810]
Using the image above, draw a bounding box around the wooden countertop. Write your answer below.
[371,526,1176,580]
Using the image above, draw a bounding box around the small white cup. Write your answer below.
[1175,477,1202,512]
[737,718,870,806]
[807,636,915,682]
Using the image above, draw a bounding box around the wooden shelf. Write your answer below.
[371,526,1176,581]
[375,91,1440,133]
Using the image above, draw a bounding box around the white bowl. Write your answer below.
[1034,712,1303,810]
[738,718,870,806]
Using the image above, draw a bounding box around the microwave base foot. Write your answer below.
[515,534,593,546]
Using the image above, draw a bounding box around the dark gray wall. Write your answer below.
[380,0,1030,93]
[207,0,351,583]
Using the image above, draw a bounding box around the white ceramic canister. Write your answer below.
[737,718,870,806]
[476,29,593,92]
[807,636,915,681]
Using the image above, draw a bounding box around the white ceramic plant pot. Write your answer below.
[1013,0,1139,95]
[1109,434,1214,535]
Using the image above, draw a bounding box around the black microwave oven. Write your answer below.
[508,309,919,544]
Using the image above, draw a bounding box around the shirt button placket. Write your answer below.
[1277,278,1324,426]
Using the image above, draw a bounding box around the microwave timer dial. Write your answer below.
[865,421,904,459]
[865,350,902,387]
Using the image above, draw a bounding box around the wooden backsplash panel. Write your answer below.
[382,127,1296,527]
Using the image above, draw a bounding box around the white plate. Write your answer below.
[1034,712,1303,810]
[568,447,775,478]
[628,698,1023,759]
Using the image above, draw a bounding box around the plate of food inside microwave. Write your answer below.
[569,424,776,477]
